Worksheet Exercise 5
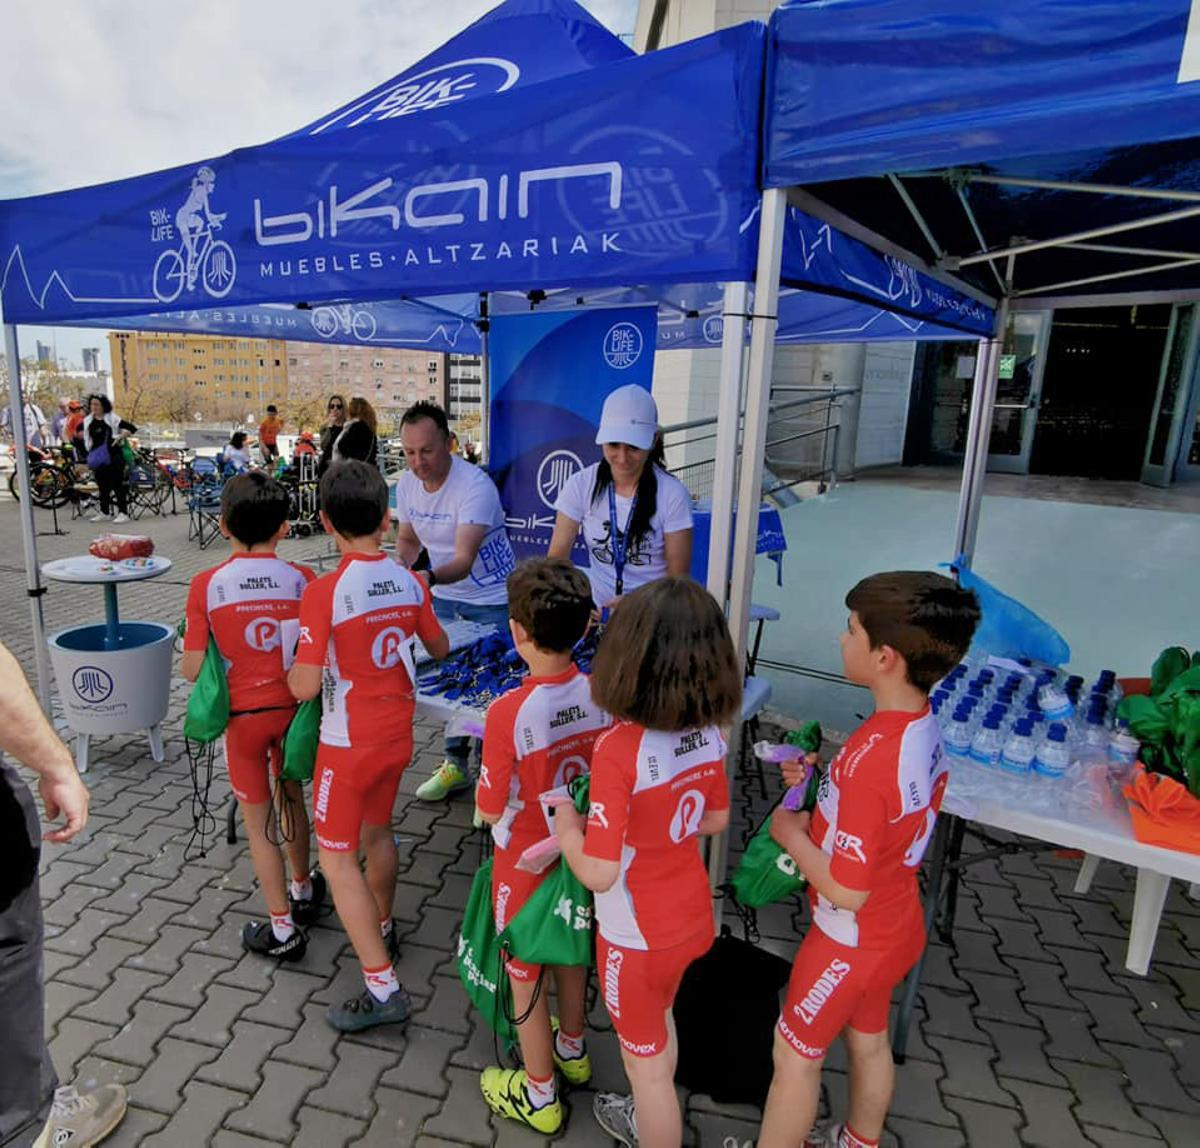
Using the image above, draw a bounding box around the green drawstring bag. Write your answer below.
[183,636,230,745]
[730,726,823,910]
[499,774,594,968]
[458,857,517,1048]
[280,697,321,783]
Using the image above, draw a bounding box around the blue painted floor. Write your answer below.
[752,478,1200,732]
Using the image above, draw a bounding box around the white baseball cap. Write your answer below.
[595,385,659,451]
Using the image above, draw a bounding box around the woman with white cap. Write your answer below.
[549,384,693,615]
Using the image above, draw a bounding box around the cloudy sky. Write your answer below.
[0,0,638,370]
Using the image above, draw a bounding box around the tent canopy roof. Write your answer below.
[765,0,1200,306]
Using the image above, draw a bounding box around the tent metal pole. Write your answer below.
[887,174,945,261]
[952,256,1013,569]
[966,173,1200,204]
[705,281,750,606]
[3,324,53,712]
[478,292,490,464]
[1063,241,1200,260]
[954,186,1008,296]
[1013,256,1200,297]
[956,204,1200,268]
[706,189,786,895]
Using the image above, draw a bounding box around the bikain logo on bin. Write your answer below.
[72,665,114,704]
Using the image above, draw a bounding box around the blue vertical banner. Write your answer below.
[489,306,658,562]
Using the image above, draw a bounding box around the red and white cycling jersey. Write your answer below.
[477,666,610,854]
[583,720,728,951]
[807,707,947,949]
[184,553,315,712]
[295,552,442,748]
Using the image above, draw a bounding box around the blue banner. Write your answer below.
[489,305,658,562]
[0,22,763,325]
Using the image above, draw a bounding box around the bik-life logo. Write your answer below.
[151,166,237,304]
[537,449,583,510]
[72,665,114,704]
[310,58,522,131]
[603,322,643,370]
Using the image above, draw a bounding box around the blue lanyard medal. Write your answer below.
[607,482,638,599]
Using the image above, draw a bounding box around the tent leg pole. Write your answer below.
[479,292,491,465]
[706,281,751,607]
[4,324,53,713]
[952,276,1012,570]
[708,189,786,896]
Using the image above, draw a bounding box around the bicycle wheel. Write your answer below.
[202,240,237,298]
[153,248,186,303]
[352,310,377,341]
[26,462,71,509]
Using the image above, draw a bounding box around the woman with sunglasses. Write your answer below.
[317,394,347,476]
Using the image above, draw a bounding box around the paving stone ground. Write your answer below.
[3,496,1198,1146]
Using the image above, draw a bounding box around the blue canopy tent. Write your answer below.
[0,0,1001,709]
[719,0,1200,680]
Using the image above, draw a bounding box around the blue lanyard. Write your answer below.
[607,483,638,597]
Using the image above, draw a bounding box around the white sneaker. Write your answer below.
[88,512,111,523]
[111,513,130,524]
[35,1083,127,1148]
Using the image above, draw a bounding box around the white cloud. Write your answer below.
[1,0,636,367]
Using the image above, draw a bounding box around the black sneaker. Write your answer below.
[326,986,412,1032]
[289,870,327,926]
[383,918,401,963]
[241,920,307,962]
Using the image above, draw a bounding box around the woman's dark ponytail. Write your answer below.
[590,435,666,550]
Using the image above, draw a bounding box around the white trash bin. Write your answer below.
[47,621,174,772]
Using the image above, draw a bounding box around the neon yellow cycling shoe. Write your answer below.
[415,760,471,802]
[551,1015,593,1085]
[480,1067,563,1134]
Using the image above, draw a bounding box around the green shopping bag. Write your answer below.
[458,857,517,1047]
[183,636,230,744]
[280,697,321,783]
[729,766,821,910]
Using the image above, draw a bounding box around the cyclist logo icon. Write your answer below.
[311,304,378,342]
[153,166,237,303]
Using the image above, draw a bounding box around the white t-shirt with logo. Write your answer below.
[393,455,515,606]
[554,462,693,607]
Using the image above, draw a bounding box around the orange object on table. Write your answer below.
[89,534,155,561]
[1123,766,1200,854]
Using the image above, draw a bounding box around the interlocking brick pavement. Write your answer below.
[2,498,1198,1144]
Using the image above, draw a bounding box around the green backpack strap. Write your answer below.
[183,636,231,745]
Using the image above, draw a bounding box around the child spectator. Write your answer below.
[758,571,980,1148]
[222,431,252,475]
[181,472,323,961]
[475,558,611,1134]
[555,577,743,1148]
[289,460,449,1031]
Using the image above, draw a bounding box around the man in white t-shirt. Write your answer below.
[394,401,516,800]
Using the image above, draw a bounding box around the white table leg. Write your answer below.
[147,724,164,763]
[74,732,90,775]
[1126,868,1172,976]
[1074,853,1101,894]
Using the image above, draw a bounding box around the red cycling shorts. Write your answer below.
[597,929,713,1058]
[776,924,925,1060]
[223,708,295,805]
[312,736,413,853]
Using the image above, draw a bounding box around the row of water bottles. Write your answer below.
[932,659,1140,781]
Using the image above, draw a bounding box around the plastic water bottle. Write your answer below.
[969,717,1005,767]
[944,713,974,758]
[1108,725,1140,770]
[1033,723,1072,779]
[1078,713,1110,762]
[999,721,1037,775]
[1038,684,1074,721]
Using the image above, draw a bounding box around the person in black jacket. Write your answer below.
[332,396,379,469]
[317,393,347,476]
[82,394,136,523]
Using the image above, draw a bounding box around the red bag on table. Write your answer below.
[88,534,155,561]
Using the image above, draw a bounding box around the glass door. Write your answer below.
[986,311,1051,475]
[1141,304,1199,488]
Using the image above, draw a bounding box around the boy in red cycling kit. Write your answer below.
[289,461,449,1032]
[181,473,323,961]
[759,572,980,1148]
[556,578,745,1148]
[474,559,610,1135]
